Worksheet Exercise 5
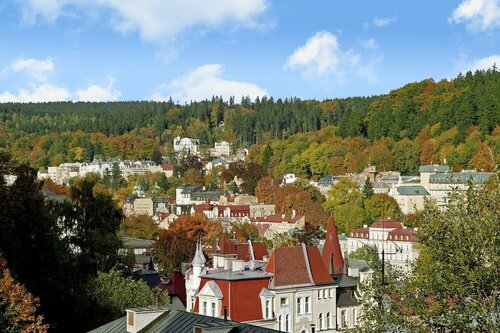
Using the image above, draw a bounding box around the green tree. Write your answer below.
[362,177,374,198]
[89,270,168,325]
[364,193,401,223]
[348,244,381,270]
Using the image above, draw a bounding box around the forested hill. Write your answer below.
[0,69,498,172]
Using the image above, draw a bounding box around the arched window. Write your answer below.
[285,314,290,332]
[318,313,323,329]
[278,315,282,331]
[326,312,331,328]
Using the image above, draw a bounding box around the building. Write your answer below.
[347,219,419,271]
[388,183,430,214]
[219,194,259,206]
[155,272,187,311]
[89,308,280,333]
[153,212,178,229]
[210,141,232,157]
[120,236,155,269]
[244,213,306,240]
[192,202,251,220]
[173,136,200,155]
[160,164,174,178]
[419,165,494,209]
[249,204,276,218]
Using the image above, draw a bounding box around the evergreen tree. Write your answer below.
[362,177,374,198]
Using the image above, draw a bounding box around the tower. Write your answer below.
[321,216,345,275]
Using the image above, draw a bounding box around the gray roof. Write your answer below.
[396,185,430,196]
[337,292,359,307]
[348,259,372,272]
[419,165,450,173]
[41,188,68,203]
[336,275,358,288]
[201,269,271,281]
[121,236,154,249]
[89,310,281,333]
[430,172,494,184]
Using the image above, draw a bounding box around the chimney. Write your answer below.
[126,308,167,333]
[262,255,269,263]
[232,259,245,272]
[292,209,296,218]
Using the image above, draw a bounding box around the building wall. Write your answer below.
[133,198,154,216]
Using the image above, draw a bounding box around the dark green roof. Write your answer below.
[88,310,281,333]
[419,165,450,173]
[396,185,430,196]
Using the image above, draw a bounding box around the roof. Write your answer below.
[89,310,280,333]
[142,310,280,333]
[388,228,418,242]
[265,244,334,288]
[215,234,268,261]
[419,165,450,173]
[334,275,358,288]
[337,292,360,307]
[121,236,154,249]
[321,217,344,275]
[349,228,368,239]
[41,187,68,203]
[430,172,494,184]
[138,269,161,289]
[248,214,304,224]
[348,258,372,272]
[200,269,271,281]
[370,218,403,229]
[396,185,430,196]
[156,272,187,306]
[160,164,174,171]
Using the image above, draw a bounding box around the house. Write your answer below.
[120,236,155,269]
[282,173,297,184]
[191,202,251,220]
[210,141,232,157]
[347,219,419,271]
[173,136,199,155]
[155,271,187,311]
[244,212,306,240]
[89,308,280,333]
[388,184,430,214]
[153,212,178,229]
[211,234,269,262]
[249,204,276,218]
[219,194,258,206]
[159,164,174,178]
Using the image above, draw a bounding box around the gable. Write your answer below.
[198,280,223,299]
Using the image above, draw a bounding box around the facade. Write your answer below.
[250,204,276,218]
[191,202,251,220]
[120,236,155,269]
[210,141,232,157]
[388,184,430,214]
[173,136,199,155]
[347,219,419,271]
[153,212,178,229]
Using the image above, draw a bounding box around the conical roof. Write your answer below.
[321,216,345,275]
[192,241,206,266]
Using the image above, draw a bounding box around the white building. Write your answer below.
[388,183,430,214]
[347,219,419,271]
[173,136,200,155]
[210,141,231,157]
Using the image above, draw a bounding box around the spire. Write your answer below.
[321,216,345,275]
[192,239,206,266]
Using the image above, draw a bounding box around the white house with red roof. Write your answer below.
[191,202,251,220]
[347,218,419,271]
[243,212,305,240]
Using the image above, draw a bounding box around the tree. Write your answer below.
[364,193,401,222]
[255,176,278,204]
[61,175,123,274]
[230,222,260,243]
[362,177,374,198]
[0,257,48,333]
[168,214,210,241]
[154,230,196,274]
[355,186,500,332]
[348,245,381,270]
[89,269,167,325]
[119,215,160,240]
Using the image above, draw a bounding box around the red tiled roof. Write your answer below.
[255,224,270,236]
[192,203,213,212]
[156,271,186,306]
[215,234,267,260]
[160,164,174,171]
[388,228,418,242]
[370,218,403,229]
[321,217,344,275]
[265,245,334,287]
[349,228,369,238]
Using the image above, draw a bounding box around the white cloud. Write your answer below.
[18,0,269,41]
[372,17,397,27]
[462,54,500,72]
[284,31,379,82]
[449,0,500,31]
[363,16,397,30]
[149,64,267,103]
[75,78,121,102]
[11,57,54,81]
[360,38,378,49]
[0,84,70,102]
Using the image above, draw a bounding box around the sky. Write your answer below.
[0,0,499,103]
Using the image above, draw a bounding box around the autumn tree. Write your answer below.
[0,257,48,333]
[119,215,160,240]
[364,193,401,222]
[255,176,278,204]
[168,214,210,241]
[154,230,196,274]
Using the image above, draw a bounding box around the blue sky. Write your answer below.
[0,0,499,103]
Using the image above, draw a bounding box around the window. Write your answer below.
[318,290,322,299]
[326,312,331,328]
[341,309,347,327]
[323,289,327,299]
[280,297,288,306]
[297,297,302,315]
[329,289,334,298]
[202,301,207,315]
[285,314,290,332]
[353,309,358,325]
[211,302,216,317]
[278,315,282,331]
[305,296,311,314]
[318,313,323,330]
[265,299,272,319]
